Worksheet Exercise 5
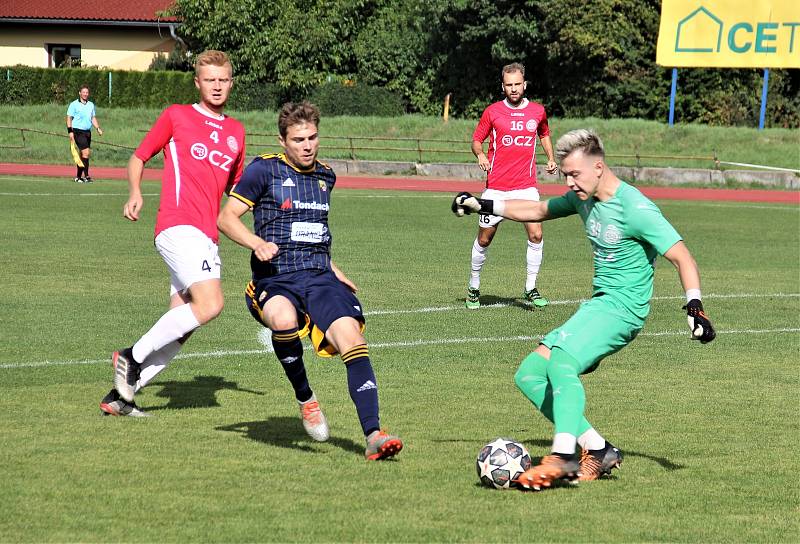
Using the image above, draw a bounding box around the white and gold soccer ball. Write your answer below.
[476,438,532,489]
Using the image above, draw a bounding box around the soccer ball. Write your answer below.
[476,438,532,489]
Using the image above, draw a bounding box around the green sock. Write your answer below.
[546,347,588,437]
[514,351,592,436]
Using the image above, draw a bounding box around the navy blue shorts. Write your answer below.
[245,268,364,334]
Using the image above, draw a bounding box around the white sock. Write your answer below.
[470,238,488,289]
[135,340,183,392]
[552,432,577,455]
[132,304,200,363]
[577,428,607,451]
[525,239,544,291]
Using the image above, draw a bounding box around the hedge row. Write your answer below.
[0,66,405,115]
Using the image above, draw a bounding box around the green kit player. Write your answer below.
[452,129,716,491]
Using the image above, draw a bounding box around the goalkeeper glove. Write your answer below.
[683,299,716,344]
[451,192,493,216]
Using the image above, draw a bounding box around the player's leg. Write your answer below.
[523,221,548,307]
[112,226,221,402]
[467,219,499,309]
[73,131,88,181]
[516,299,637,489]
[135,290,194,392]
[258,285,329,442]
[81,145,92,182]
[325,316,402,460]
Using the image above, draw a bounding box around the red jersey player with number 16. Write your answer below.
[467,62,558,310]
[99,50,246,417]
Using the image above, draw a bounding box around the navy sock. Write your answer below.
[342,344,379,436]
[76,166,84,178]
[272,328,311,402]
[83,157,90,176]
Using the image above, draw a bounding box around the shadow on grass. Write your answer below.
[454,294,533,311]
[435,437,685,472]
[215,417,364,456]
[145,375,264,411]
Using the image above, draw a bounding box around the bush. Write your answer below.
[0,66,196,108]
[227,80,286,111]
[309,82,405,117]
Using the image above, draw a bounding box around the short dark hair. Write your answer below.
[501,62,525,79]
[79,85,90,92]
[278,101,321,139]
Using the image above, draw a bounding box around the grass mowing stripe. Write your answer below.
[2,326,797,370]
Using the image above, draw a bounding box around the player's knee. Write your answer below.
[545,348,581,383]
[194,295,224,324]
[514,352,548,390]
[267,311,299,331]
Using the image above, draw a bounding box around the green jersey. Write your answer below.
[547,181,682,320]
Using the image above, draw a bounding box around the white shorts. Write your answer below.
[155,225,221,296]
[478,187,541,228]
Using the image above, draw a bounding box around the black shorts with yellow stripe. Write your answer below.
[245,268,365,358]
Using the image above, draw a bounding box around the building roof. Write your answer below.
[0,0,178,23]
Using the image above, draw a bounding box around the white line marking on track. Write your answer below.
[2,327,798,370]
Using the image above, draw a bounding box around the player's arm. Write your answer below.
[663,241,715,343]
[471,140,490,172]
[330,261,358,293]
[91,114,103,136]
[124,154,145,221]
[471,109,491,172]
[452,193,551,222]
[217,197,278,262]
[66,115,75,141]
[539,135,557,174]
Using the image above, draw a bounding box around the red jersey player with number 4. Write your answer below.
[467,62,558,310]
[99,50,246,417]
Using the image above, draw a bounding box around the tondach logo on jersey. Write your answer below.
[279,199,330,211]
[674,6,798,55]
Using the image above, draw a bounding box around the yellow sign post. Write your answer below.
[657,0,800,127]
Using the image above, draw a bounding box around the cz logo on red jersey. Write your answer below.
[190,142,235,172]
[501,135,534,147]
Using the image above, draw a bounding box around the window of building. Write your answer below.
[48,44,81,68]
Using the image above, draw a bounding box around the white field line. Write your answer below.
[1,326,798,371]
[363,292,800,316]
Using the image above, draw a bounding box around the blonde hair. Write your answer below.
[556,129,605,163]
[194,50,232,76]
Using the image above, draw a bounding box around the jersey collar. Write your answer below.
[503,98,528,109]
[279,153,317,173]
[192,103,226,121]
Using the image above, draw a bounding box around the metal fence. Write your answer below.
[0,124,771,171]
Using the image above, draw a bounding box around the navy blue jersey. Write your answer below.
[230,153,336,279]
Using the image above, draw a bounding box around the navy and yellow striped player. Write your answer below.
[218,101,402,460]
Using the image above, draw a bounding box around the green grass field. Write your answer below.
[1,105,799,171]
[0,175,798,542]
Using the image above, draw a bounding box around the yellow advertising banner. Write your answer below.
[657,0,800,68]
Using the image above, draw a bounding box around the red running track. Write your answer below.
[1,162,797,204]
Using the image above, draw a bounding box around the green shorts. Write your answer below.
[540,294,644,374]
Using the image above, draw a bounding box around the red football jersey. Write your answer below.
[135,104,246,243]
[472,98,551,191]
